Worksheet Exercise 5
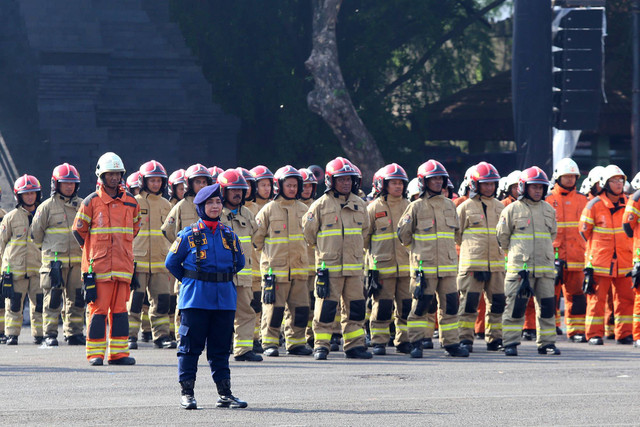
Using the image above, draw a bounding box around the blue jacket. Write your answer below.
[165,220,245,310]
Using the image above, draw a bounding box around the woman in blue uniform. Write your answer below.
[165,183,247,410]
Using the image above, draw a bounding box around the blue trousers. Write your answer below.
[177,308,235,383]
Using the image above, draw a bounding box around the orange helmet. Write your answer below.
[126,172,141,192]
[417,160,448,196]
[250,165,274,199]
[185,163,213,195]
[51,163,80,196]
[138,160,168,194]
[469,162,500,197]
[324,157,358,193]
[208,166,224,183]
[168,169,186,198]
[273,165,303,199]
[14,174,41,205]
[518,166,549,198]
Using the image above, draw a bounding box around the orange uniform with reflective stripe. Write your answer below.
[579,193,632,277]
[546,184,587,271]
[73,185,141,282]
[622,189,640,341]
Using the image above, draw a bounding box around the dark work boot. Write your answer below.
[108,356,136,365]
[180,380,197,410]
[522,329,536,341]
[504,344,518,356]
[313,347,328,360]
[538,344,561,355]
[372,344,386,355]
[486,339,503,352]
[410,341,423,359]
[460,339,473,353]
[128,336,138,350]
[154,336,177,349]
[253,340,263,354]
[45,334,59,347]
[6,335,18,345]
[0,334,6,344]
[66,334,86,346]
[422,338,434,349]
[616,335,634,345]
[344,346,373,359]
[141,331,152,342]
[33,336,44,345]
[330,334,341,352]
[395,342,412,354]
[234,351,263,362]
[444,343,470,358]
[216,379,247,408]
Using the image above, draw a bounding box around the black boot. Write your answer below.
[344,346,373,359]
[45,334,59,347]
[128,336,138,350]
[422,338,434,349]
[216,379,247,408]
[6,335,18,345]
[460,339,473,353]
[33,336,44,345]
[0,334,6,344]
[141,331,152,342]
[443,343,470,357]
[410,341,423,359]
[330,334,341,351]
[180,380,197,410]
[66,334,86,345]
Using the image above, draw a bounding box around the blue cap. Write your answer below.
[193,183,222,205]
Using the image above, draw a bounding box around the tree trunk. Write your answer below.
[305,0,384,186]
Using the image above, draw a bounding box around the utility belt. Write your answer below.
[183,270,234,283]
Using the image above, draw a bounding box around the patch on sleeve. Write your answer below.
[375,211,388,219]
[170,236,181,253]
[401,214,411,225]
[256,218,262,228]
[167,217,175,225]
[76,219,84,229]
[629,213,635,222]
[499,217,506,226]
[305,212,314,222]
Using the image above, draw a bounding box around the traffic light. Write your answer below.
[552,7,605,130]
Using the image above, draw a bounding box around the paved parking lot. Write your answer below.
[1,328,639,426]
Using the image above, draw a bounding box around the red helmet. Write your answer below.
[126,172,141,191]
[417,160,449,196]
[352,163,363,194]
[168,169,186,198]
[185,163,213,195]
[218,168,249,205]
[469,162,500,196]
[250,165,274,199]
[324,157,358,192]
[14,174,41,205]
[371,167,385,198]
[379,163,408,197]
[273,165,303,199]
[299,167,318,200]
[237,167,256,202]
[138,160,168,193]
[51,163,80,196]
[208,166,224,183]
[518,166,550,198]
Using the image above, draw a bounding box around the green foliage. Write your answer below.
[169,0,504,175]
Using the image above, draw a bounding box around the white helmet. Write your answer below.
[552,158,580,182]
[497,176,508,199]
[407,177,420,200]
[631,172,640,191]
[599,164,626,189]
[95,152,126,180]
[458,165,476,196]
[579,176,592,195]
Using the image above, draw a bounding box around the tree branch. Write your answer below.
[377,0,507,99]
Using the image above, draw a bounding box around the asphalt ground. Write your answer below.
[1,327,639,426]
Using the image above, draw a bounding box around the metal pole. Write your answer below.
[633,0,640,173]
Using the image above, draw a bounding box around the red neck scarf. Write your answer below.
[203,219,219,231]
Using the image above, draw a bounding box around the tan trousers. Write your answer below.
[234,286,257,356]
[5,276,43,337]
[313,275,366,352]
[41,265,84,338]
[457,271,505,344]
[503,276,556,348]
[263,278,310,350]
[407,276,460,347]
[370,276,411,346]
[128,272,172,340]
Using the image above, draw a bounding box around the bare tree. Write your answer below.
[305,0,384,183]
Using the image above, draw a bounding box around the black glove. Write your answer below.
[262,271,276,304]
[582,267,595,295]
[316,267,330,299]
[473,271,491,282]
[130,262,140,292]
[1,271,13,299]
[554,259,566,287]
[365,269,381,298]
[629,262,640,289]
[516,269,533,298]
[413,269,428,299]
[83,272,97,303]
[49,260,64,289]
